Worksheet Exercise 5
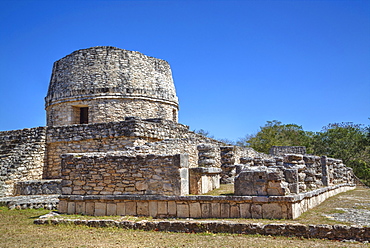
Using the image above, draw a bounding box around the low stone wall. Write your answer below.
[121,137,224,169]
[58,184,355,219]
[14,179,62,195]
[34,218,370,242]
[45,137,141,179]
[61,153,189,196]
[220,146,273,184]
[0,195,59,210]
[270,146,306,156]
[0,127,47,197]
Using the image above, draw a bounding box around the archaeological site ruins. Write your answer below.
[0,46,358,219]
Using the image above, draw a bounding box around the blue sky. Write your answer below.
[0,0,369,141]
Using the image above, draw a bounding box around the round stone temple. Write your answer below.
[45,46,179,126]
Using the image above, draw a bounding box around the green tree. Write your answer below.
[311,122,367,162]
[237,120,313,154]
[311,122,370,185]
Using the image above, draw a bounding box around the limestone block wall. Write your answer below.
[0,127,47,197]
[235,167,290,196]
[234,146,273,162]
[47,118,190,144]
[45,137,141,179]
[61,153,189,196]
[131,137,224,169]
[13,179,62,195]
[269,146,306,156]
[47,98,178,126]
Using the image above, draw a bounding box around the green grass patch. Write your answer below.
[201,184,234,196]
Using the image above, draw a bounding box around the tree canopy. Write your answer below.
[238,120,370,185]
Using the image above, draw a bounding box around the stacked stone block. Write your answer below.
[235,167,290,196]
[189,144,222,194]
[269,146,306,156]
[220,146,236,184]
[14,179,61,195]
[221,146,273,184]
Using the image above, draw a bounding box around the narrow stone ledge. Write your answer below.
[60,183,355,203]
[33,218,370,242]
[190,167,222,174]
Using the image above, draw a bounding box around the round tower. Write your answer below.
[45,46,179,126]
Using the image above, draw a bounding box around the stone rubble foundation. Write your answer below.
[33,218,370,242]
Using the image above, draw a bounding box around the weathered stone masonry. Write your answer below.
[0,127,46,197]
[61,153,189,196]
[34,218,370,242]
[45,117,224,179]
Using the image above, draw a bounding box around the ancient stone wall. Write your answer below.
[45,138,141,179]
[234,154,355,196]
[14,179,61,196]
[129,137,224,169]
[220,146,272,184]
[47,98,178,126]
[47,118,190,144]
[35,217,370,242]
[61,153,189,196]
[235,146,273,161]
[0,127,47,196]
[46,46,179,126]
[269,146,306,156]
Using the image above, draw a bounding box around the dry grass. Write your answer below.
[201,183,234,196]
[0,187,369,247]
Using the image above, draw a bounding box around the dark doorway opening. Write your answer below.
[80,107,88,124]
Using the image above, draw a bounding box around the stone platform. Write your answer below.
[59,184,355,219]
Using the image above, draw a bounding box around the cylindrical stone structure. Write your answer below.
[45,46,179,126]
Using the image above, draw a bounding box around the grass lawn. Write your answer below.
[0,187,369,247]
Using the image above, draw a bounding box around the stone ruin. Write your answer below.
[234,154,354,196]
[0,46,357,219]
